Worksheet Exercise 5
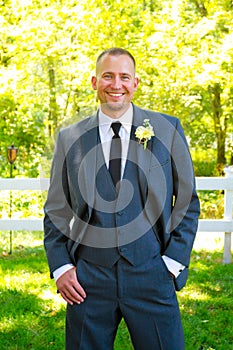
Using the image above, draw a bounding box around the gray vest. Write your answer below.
[77,132,161,267]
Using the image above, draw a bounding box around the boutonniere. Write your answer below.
[135,119,155,150]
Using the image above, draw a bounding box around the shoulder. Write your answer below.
[57,114,97,143]
[133,105,186,145]
[133,105,179,126]
[54,114,97,152]
[60,115,96,135]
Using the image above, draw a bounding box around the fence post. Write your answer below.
[223,167,233,264]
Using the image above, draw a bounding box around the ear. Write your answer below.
[91,76,97,90]
[134,76,139,91]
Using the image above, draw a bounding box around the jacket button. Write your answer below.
[119,247,126,253]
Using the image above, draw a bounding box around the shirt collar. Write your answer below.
[98,103,133,135]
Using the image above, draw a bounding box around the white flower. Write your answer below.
[135,119,155,149]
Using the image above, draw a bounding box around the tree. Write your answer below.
[0,0,233,176]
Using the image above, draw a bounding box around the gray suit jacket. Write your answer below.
[44,104,200,290]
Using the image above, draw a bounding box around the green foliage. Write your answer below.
[0,0,233,175]
[0,234,232,349]
[193,161,217,177]
[1,186,225,222]
[0,190,45,219]
[192,148,218,176]
[198,191,224,219]
[0,92,46,177]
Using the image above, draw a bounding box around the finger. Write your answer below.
[60,291,78,305]
[67,286,85,303]
[56,269,86,303]
[73,281,86,299]
[67,270,86,299]
[59,283,86,303]
[60,291,73,305]
[60,287,85,305]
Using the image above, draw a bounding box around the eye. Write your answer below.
[103,73,112,79]
[121,75,130,81]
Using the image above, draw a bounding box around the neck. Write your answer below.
[100,103,131,119]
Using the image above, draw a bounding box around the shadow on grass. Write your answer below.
[0,246,66,349]
[179,250,233,350]
[188,250,233,298]
[0,247,232,350]
[0,245,48,274]
[0,288,65,350]
[0,246,133,350]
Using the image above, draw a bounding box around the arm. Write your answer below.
[163,118,200,267]
[44,131,86,303]
[158,118,200,290]
[44,131,74,275]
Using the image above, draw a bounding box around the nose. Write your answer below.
[111,76,122,89]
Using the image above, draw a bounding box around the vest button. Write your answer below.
[119,247,126,253]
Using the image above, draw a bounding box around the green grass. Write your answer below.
[0,232,232,350]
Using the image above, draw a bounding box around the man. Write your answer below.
[44,48,200,350]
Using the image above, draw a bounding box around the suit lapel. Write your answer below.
[81,113,99,215]
[131,105,153,194]
[117,105,154,206]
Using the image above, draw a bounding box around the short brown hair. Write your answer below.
[96,48,136,70]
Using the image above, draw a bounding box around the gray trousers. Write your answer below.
[66,254,184,350]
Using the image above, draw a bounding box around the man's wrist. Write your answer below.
[53,264,75,282]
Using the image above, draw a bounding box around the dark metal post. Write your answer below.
[7,143,18,254]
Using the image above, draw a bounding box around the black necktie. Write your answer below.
[109,122,122,187]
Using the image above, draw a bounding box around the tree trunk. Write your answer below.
[192,0,208,16]
[48,57,58,136]
[209,83,227,175]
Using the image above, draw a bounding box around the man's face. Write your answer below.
[91,54,139,118]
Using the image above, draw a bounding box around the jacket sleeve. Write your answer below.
[43,131,74,277]
[163,118,200,268]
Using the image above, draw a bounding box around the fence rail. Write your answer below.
[1,169,233,263]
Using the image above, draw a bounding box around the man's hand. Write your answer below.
[56,267,86,305]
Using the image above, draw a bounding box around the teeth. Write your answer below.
[108,93,123,96]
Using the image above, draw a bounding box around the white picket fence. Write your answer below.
[0,168,233,263]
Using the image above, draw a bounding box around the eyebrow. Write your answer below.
[101,72,132,77]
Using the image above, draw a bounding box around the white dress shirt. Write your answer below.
[53,104,184,281]
[98,104,133,178]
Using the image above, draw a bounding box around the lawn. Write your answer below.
[0,231,232,350]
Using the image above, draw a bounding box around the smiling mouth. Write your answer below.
[107,92,125,97]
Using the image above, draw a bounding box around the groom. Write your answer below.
[44,48,200,349]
